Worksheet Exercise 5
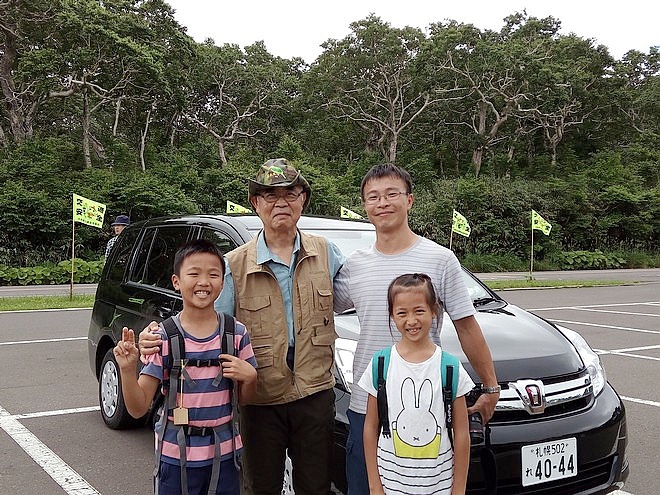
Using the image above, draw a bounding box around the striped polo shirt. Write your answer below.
[141,314,257,467]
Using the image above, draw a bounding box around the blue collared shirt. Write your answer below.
[215,231,345,345]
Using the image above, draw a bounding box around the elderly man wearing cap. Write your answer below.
[140,159,345,495]
[105,214,130,258]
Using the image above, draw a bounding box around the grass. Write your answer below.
[0,279,633,311]
[0,294,95,312]
[486,279,630,291]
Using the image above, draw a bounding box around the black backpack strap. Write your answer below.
[214,312,241,473]
[443,364,455,450]
[161,317,186,411]
[376,355,391,438]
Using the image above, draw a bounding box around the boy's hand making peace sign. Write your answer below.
[113,327,139,371]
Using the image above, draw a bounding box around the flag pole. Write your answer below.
[70,217,75,300]
[449,227,453,251]
[529,222,534,279]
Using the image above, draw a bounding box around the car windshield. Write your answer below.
[305,229,376,258]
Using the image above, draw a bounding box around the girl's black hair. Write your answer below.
[387,273,442,319]
[173,239,225,276]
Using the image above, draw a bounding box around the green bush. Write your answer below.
[0,259,105,286]
[550,250,626,270]
[461,253,529,273]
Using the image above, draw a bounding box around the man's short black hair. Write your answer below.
[360,163,413,198]
[173,239,225,276]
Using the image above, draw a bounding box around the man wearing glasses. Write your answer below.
[333,163,499,494]
[216,159,345,494]
[140,159,343,494]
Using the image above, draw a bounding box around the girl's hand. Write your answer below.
[219,354,257,384]
[113,327,139,370]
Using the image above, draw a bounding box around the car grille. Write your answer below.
[468,456,615,495]
[493,369,593,422]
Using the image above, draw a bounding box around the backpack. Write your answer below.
[154,313,240,495]
[372,347,460,448]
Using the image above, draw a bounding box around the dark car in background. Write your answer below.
[88,214,628,495]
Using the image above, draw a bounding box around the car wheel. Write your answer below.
[281,451,294,495]
[99,348,142,429]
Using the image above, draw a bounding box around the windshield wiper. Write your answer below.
[473,296,499,307]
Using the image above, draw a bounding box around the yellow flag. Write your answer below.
[452,209,471,237]
[340,206,363,219]
[531,210,552,235]
[73,194,106,228]
[226,200,252,214]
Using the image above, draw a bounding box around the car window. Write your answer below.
[106,227,140,282]
[305,229,376,257]
[129,226,192,290]
[198,227,239,256]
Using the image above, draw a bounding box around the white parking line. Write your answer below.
[528,301,660,311]
[0,337,86,346]
[595,349,660,362]
[0,404,99,495]
[550,318,660,335]
[10,406,100,420]
[572,308,660,317]
[619,395,660,408]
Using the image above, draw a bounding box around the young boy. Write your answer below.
[114,239,257,495]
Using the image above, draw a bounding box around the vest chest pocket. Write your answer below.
[313,286,333,310]
[238,295,272,339]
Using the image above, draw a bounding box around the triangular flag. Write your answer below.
[340,206,363,219]
[452,209,471,237]
[73,194,106,228]
[226,200,252,214]
[531,210,552,235]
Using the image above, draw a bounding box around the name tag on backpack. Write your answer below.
[173,406,189,425]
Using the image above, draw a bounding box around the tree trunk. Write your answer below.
[113,97,122,136]
[388,134,398,163]
[0,25,32,143]
[140,106,152,171]
[82,88,92,168]
[218,139,227,167]
[472,147,483,178]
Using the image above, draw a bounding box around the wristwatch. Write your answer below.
[481,385,501,394]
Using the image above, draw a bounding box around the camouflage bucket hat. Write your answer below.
[248,158,311,210]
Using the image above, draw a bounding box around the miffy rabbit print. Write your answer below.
[392,377,442,459]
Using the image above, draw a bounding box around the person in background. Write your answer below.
[105,214,130,258]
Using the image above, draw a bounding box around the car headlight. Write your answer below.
[558,326,606,396]
[335,338,357,385]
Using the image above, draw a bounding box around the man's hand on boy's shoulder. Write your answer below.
[219,354,257,384]
[138,321,162,363]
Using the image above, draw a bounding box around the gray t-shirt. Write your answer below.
[333,236,475,414]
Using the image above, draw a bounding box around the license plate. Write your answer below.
[521,437,577,486]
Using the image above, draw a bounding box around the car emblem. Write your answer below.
[510,379,546,414]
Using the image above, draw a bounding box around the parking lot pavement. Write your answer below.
[1,281,658,494]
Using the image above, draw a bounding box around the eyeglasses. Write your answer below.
[363,191,409,205]
[258,189,304,203]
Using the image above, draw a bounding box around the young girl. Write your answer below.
[359,273,474,495]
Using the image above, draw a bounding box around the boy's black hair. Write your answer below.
[173,239,225,276]
[360,163,413,198]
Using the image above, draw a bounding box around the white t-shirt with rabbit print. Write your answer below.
[359,344,474,494]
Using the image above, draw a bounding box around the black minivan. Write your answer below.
[88,214,629,495]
